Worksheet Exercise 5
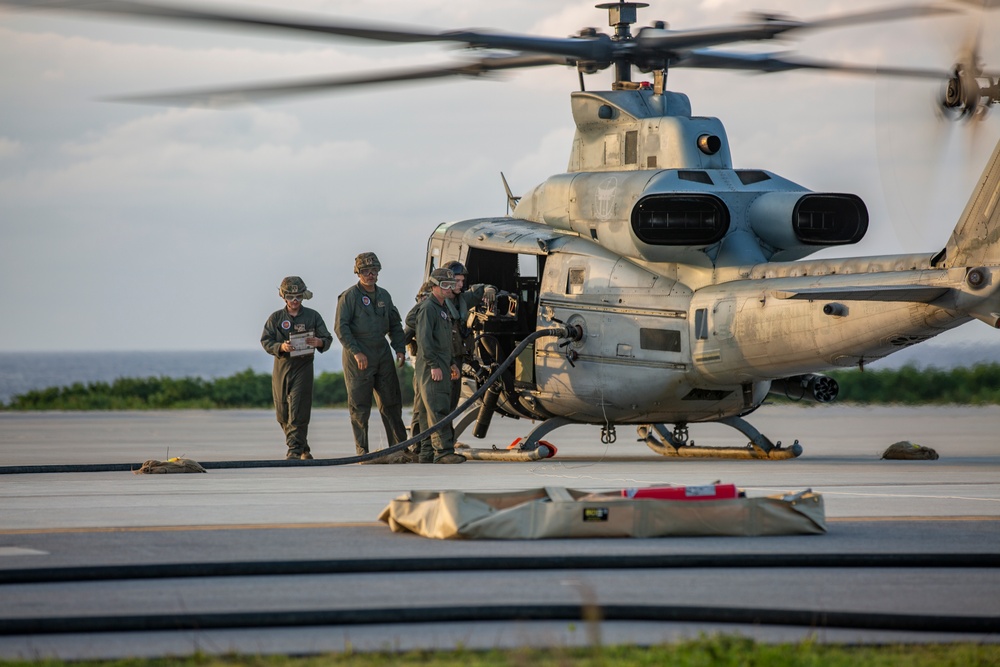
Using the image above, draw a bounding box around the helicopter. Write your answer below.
[4,0,999,459]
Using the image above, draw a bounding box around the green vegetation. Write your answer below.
[769,363,1000,406]
[4,363,999,410]
[3,366,414,411]
[0,637,997,666]
[827,363,1000,405]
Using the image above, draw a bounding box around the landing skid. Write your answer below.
[453,404,565,462]
[639,418,802,460]
[454,401,801,461]
[456,440,556,461]
[452,404,481,439]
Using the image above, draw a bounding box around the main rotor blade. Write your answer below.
[0,0,612,60]
[676,50,953,79]
[635,4,955,53]
[951,0,1000,7]
[792,4,958,32]
[0,0,449,41]
[105,54,572,107]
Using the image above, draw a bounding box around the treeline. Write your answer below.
[4,366,415,411]
[824,363,1000,405]
[3,363,999,410]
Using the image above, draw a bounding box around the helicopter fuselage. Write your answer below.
[423,89,1000,429]
[426,218,988,426]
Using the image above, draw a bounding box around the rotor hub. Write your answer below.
[596,1,648,33]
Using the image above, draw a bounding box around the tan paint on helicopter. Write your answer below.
[945,141,1000,267]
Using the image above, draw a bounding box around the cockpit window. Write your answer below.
[736,170,771,185]
[678,170,713,185]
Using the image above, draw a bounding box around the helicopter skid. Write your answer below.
[638,423,803,460]
[641,435,802,460]
[456,442,556,462]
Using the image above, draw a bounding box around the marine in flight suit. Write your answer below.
[442,260,496,410]
[412,268,465,464]
[334,252,408,456]
[261,276,333,460]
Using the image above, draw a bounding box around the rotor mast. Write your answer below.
[596,1,657,91]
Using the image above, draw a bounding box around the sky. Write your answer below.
[2,0,1000,353]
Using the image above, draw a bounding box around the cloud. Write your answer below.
[0,137,21,158]
[1,0,999,352]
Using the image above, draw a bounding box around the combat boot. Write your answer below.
[382,450,415,464]
[434,453,466,464]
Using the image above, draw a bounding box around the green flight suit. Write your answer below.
[447,284,490,409]
[335,283,408,455]
[404,302,426,455]
[413,294,458,462]
[261,306,333,457]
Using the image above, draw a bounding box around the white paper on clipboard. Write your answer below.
[289,331,315,357]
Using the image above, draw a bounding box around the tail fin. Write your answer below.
[942,138,1000,268]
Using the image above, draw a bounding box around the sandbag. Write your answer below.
[882,441,939,460]
[378,486,825,539]
[133,457,207,474]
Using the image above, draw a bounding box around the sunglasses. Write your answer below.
[284,295,303,302]
[359,270,379,278]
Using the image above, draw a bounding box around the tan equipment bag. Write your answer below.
[379,486,825,539]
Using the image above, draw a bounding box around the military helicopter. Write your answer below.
[6,0,999,459]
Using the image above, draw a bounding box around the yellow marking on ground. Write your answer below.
[0,522,383,536]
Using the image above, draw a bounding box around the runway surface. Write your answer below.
[1,405,998,659]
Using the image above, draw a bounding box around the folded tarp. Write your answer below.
[378,486,826,539]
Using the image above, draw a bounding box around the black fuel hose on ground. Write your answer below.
[0,325,576,475]
[4,604,998,636]
[3,552,996,585]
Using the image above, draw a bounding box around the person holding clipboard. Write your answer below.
[261,276,334,460]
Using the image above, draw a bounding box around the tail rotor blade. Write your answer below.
[875,3,1000,252]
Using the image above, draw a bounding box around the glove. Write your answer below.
[483,286,497,310]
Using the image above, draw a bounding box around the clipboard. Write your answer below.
[289,331,315,357]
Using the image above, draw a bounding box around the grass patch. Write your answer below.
[2,367,414,411]
[2,637,998,666]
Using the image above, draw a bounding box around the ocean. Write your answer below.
[0,340,997,405]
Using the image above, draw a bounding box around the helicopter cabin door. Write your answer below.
[463,235,549,389]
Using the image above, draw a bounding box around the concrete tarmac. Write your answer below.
[0,405,998,659]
